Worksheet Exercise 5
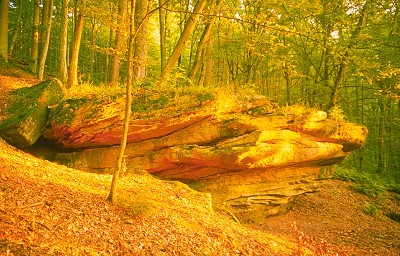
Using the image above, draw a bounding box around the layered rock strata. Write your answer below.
[43,92,367,221]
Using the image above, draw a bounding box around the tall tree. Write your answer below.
[159,0,208,86]
[159,0,167,71]
[133,0,149,82]
[31,0,40,72]
[0,0,9,63]
[68,0,86,88]
[9,0,22,56]
[38,0,54,80]
[188,0,224,83]
[327,0,370,110]
[109,0,128,87]
[108,0,135,203]
[59,0,69,82]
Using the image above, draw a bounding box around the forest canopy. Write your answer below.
[0,0,399,181]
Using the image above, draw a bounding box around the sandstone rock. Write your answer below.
[44,92,367,222]
[0,78,66,147]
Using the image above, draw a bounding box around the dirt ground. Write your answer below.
[252,179,400,255]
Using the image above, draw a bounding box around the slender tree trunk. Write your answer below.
[59,0,69,82]
[31,0,40,72]
[159,0,208,86]
[108,0,135,203]
[283,63,291,105]
[89,19,98,82]
[9,0,22,56]
[68,0,86,88]
[38,0,53,80]
[133,0,148,82]
[377,94,386,173]
[40,0,50,53]
[159,0,167,72]
[109,0,128,87]
[188,0,223,83]
[0,0,9,63]
[327,0,369,110]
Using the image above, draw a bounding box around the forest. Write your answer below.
[0,0,399,182]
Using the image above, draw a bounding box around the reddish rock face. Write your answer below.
[46,93,367,221]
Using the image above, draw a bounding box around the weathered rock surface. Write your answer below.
[0,79,66,147]
[43,91,367,221]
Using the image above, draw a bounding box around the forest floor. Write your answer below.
[256,180,400,255]
[1,66,400,255]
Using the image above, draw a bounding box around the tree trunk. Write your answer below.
[9,0,22,56]
[68,0,86,88]
[109,0,128,87]
[0,0,9,63]
[59,0,69,83]
[38,0,53,81]
[108,0,135,203]
[283,62,291,106]
[327,0,369,110]
[188,0,223,83]
[159,0,208,86]
[31,0,40,72]
[159,0,167,72]
[89,19,98,82]
[133,0,148,82]
[377,94,386,173]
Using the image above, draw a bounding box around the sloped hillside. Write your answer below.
[0,137,292,255]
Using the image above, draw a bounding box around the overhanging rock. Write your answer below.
[44,92,368,222]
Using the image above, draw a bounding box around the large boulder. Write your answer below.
[44,92,367,222]
[0,78,66,147]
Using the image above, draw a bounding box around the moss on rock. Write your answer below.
[0,78,66,147]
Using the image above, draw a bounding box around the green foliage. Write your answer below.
[127,202,151,217]
[333,167,386,198]
[328,106,346,121]
[196,92,214,103]
[68,83,125,100]
[131,93,169,113]
[49,98,89,126]
[363,202,381,217]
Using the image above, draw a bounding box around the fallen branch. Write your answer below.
[18,200,44,209]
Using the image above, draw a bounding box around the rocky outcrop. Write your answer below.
[42,91,367,222]
[0,79,66,148]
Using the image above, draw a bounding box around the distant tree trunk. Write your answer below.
[188,0,223,83]
[9,0,22,56]
[31,0,40,72]
[327,0,369,110]
[40,0,50,53]
[159,0,167,72]
[109,0,128,87]
[283,62,291,105]
[38,0,53,81]
[108,0,135,203]
[89,19,98,82]
[159,0,208,86]
[0,0,9,63]
[68,0,86,88]
[59,0,69,83]
[377,94,386,173]
[133,0,148,82]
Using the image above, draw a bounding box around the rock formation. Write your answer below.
[41,90,367,222]
[0,80,368,222]
[0,78,66,148]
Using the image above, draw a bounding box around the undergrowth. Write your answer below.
[333,166,387,198]
[333,166,400,217]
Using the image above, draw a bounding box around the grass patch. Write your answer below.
[363,202,381,216]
